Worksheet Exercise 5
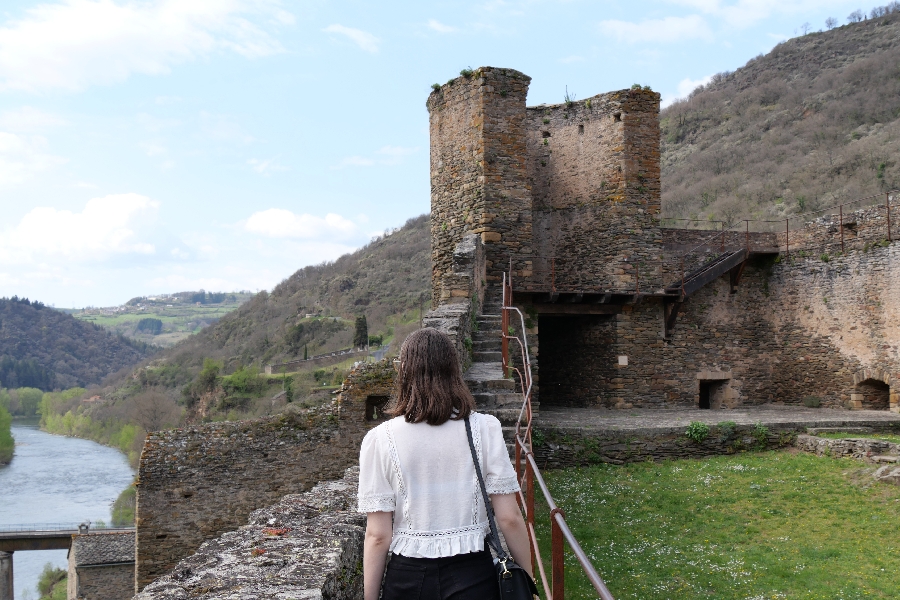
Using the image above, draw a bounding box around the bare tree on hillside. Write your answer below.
[800,22,811,35]
[848,9,864,22]
[130,390,182,433]
[825,17,837,29]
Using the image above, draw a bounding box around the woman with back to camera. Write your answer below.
[358,327,533,600]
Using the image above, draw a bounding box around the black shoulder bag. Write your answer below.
[464,416,540,600]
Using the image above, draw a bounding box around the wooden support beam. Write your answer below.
[664,300,682,338]
[729,260,747,293]
[532,304,622,315]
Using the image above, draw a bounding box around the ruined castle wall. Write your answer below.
[523,90,664,293]
[135,468,364,600]
[536,242,900,409]
[135,400,370,591]
[427,67,532,307]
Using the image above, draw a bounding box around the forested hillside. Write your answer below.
[161,214,430,372]
[661,5,900,223]
[0,297,154,390]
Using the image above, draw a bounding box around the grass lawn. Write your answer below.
[535,451,900,599]
[817,432,900,445]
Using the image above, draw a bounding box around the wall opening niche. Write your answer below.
[697,371,732,409]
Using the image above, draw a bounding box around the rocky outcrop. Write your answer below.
[135,467,364,600]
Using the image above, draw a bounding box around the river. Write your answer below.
[0,420,135,600]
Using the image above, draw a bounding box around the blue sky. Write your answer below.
[0,0,875,307]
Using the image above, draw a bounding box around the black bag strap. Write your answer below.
[464,415,511,561]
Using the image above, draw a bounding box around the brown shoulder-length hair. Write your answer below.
[389,328,475,425]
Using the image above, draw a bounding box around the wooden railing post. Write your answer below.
[550,508,566,600]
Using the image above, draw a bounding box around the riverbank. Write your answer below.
[0,403,12,464]
[0,421,134,600]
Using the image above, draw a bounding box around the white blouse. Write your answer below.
[357,411,520,558]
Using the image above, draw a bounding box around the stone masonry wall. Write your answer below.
[423,234,485,368]
[524,89,663,293]
[427,67,533,307]
[534,241,900,409]
[135,398,371,591]
[136,467,364,600]
[75,565,134,600]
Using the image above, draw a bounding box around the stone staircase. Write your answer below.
[463,311,534,456]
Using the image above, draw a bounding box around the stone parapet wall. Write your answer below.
[135,467,364,600]
[532,422,797,468]
[776,198,899,254]
[135,398,371,591]
[795,433,900,459]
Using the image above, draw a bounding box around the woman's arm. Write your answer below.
[491,493,533,578]
[363,511,393,600]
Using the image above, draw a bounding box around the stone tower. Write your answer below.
[426,67,533,307]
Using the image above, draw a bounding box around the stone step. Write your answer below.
[473,339,501,351]
[473,350,502,362]
[464,362,515,392]
[477,314,501,322]
[473,392,523,408]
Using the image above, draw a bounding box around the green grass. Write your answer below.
[73,304,245,347]
[535,452,900,599]
[816,432,900,444]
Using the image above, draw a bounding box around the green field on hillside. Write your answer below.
[536,452,900,599]
[71,301,249,347]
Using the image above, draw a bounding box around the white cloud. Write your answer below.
[334,145,418,169]
[244,209,358,239]
[661,74,713,108]
[323,24,380,53]
[247,157,287,175]
[427,19,457,33]
[0,107,67,133]
[0,193,159,264]
[0,132,67,185]
[598,15,713,43]
[0,0,290,93]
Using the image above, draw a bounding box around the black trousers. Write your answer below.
[381,549,500,600]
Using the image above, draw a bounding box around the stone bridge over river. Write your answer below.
[0,524,134,600]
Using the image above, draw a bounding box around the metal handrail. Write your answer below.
[500,269,615,600]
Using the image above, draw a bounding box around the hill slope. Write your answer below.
[149,214,430,378]
[661,9,900,223]
[0,297,155,389]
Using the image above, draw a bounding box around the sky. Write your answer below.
[0,0,877,308]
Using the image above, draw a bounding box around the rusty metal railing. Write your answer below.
[501,269,616,600]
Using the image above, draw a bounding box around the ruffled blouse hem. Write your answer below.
[390,525,490,558]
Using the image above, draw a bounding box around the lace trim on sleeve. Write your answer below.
[384,421,411,527]
[486,475,521,495]
[357,493,395,513]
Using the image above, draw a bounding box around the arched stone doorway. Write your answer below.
[850,368,894,411]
